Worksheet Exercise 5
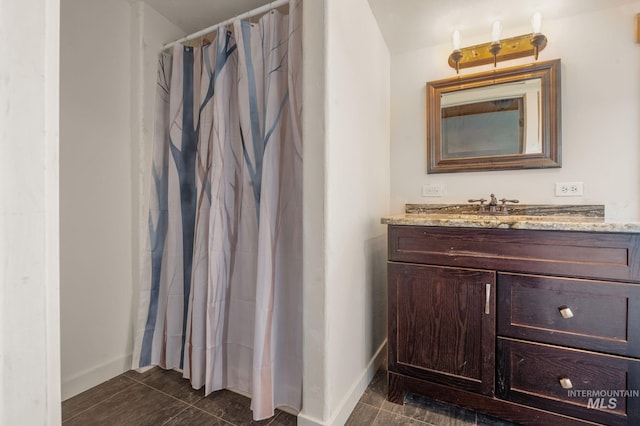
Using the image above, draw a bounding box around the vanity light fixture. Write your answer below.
[448,13,548,73]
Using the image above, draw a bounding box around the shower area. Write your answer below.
[59,0,389,424]
[134,1,302,422]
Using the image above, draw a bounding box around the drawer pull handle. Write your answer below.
[485,284,491,315]
[559,306,574,319]
[559,378,573,389]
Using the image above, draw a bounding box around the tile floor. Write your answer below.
[345,370,518,426]
[61,367,296,426]
[62,367,518,425]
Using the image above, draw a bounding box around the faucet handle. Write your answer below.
[468,198,487,205]
[499,198,520,205]
[499,198,520,214]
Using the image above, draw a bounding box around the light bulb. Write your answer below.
[531,12,542,34]
[452,30,461,50]
[491,21,502,43]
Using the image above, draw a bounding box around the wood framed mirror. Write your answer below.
[427,59,561,173]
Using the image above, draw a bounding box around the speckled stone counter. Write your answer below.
[382,204,640,233]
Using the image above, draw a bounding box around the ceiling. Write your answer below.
[142,0,273,35]
[143,0,639,54]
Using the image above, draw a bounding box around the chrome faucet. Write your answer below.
[468,194,519,215]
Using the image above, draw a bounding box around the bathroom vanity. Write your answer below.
[383,205,640,425]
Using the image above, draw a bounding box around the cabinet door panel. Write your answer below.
[389,262,495,395]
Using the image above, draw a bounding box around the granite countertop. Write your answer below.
[381,204,640,233]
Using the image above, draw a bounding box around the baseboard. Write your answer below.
[297,411,326,426]
[134,365,156,374]
[298,340,387,426]
[61,353,133,401]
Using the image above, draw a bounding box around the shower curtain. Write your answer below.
[132,1,302,420]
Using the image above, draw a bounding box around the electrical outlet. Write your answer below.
[422,183,443,197]
[555,182,584,197]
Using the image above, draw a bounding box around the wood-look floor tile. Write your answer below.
[162,407,230,425]
[380,393,475,426]
[141,368,205,404]
[63,382,188,426]
[359,368,387,408]
[345,402,380,426]
[372,409,429,425]
[194,389,272,426]
[62,375,136,421]
[407,394,475,426]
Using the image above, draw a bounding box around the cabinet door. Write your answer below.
[388,262,496,396]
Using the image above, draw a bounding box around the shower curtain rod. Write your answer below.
[163,0,290,50]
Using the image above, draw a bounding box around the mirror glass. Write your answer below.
[427,60,561,173]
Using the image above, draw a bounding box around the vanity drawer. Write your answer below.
[497,338,640,425]
[497,273,640,357]
[388,225,640,282]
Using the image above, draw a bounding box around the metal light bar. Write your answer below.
[448,33,547,72]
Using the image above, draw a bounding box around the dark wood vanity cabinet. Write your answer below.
[387,225,640,425]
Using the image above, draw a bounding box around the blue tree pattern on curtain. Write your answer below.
[133,1,302,421]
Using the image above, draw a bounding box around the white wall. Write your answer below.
[60,0,134,399]
[59,0,186,401]
[300,0,391,424]
[391,2,640,221]
[0,0,61,423]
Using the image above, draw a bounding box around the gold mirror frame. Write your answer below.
[427,59,561,173]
